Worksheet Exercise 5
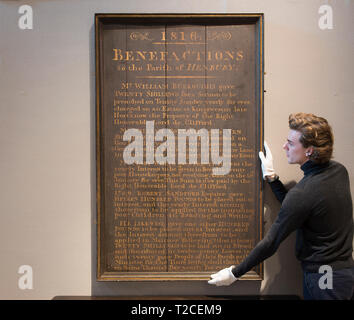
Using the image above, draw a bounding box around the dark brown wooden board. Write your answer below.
[96,14,264,281]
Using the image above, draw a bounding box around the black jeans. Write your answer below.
[303,267,354,300]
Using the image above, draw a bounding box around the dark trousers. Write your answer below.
[303,267,354,300]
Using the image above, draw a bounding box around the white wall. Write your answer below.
[0,0,353,299]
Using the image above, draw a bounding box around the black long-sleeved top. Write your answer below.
[232,160,354,278]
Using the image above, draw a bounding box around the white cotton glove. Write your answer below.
[258,141,276,180]
[208,266,237,286]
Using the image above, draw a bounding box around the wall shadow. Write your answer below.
[261,180,303,298]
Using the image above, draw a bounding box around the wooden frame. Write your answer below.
[95,13,264,281]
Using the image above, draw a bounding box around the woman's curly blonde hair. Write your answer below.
[289,113,334,164]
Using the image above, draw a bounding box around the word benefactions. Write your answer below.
[123,121,231,176]
[113,49,244,62]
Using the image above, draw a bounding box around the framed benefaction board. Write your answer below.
[95,14,264,281]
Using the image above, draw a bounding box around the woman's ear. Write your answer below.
[306,146,314,156]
